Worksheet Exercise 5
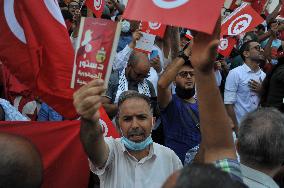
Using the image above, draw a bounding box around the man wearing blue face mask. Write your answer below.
[73,82,182,188]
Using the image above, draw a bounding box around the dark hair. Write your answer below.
[256,24,265,32]
[0,133,43,188]
[174,163,247,188]
[238,108,284,168]
[260,46,284,110]
[239,40,258,61]
[267,20,278,30]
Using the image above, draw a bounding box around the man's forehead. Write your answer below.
[119,98,151,114]
[178,66,194,72]
[250,42,260,48]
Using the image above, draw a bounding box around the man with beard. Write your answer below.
[157,42,200,163]
[73,87,182,188]
[225,40,266,132]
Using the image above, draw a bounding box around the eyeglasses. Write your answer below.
[250,45,262,52]
[177,71,195,78]
[132,68,150,79]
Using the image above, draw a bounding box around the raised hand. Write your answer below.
[191,17,221,73]
[73,79,106,122]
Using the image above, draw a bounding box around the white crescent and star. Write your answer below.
[148,22,161,30]
[99,119,109,137]
[228,14,252,35]
[3,0,66,44]
[94,0,103,11]
[219,38,229,50]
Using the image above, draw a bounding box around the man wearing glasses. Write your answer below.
[224,40,266,133]
[102,50,156,118]
[157,42,201,163]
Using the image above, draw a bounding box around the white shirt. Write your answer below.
[241,164,279,188]
[90,137,182,188]
[224,64,266,124]
[214,70,222,87]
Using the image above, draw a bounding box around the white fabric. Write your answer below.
[224,64,266,124]
[114,69,151,103]
[214,70,222,87]
[90,137,183,188]
[241,164,279,188]
[112,45,133,71]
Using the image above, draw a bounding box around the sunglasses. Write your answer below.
[177,71,195,78]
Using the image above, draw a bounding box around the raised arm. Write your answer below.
[73,79,109,167]
[157,44,191,108]
[191,18,236,163]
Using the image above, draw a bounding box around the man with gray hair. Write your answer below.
[73,81,182,188]
[237,108,284,188]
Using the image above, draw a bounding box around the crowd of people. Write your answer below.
[0,0,284,187]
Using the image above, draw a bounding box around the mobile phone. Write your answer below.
[150,50,158,60]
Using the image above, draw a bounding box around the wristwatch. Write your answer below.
[178,51,189,62]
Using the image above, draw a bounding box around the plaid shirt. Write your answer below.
[215,158,244,184]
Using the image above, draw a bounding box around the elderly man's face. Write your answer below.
[127,54,151,83]
[118,98,153,143]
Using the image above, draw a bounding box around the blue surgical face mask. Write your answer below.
[121,135,153,151]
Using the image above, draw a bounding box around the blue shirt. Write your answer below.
[160,94,201,162]
[37,103,63,121]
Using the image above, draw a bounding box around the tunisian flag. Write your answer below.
[0,0,76,118]
[140,21,166,38]
[85,0,105,18]
[218,37,237,57]
[123,0,224,34]
[221,3,264,36]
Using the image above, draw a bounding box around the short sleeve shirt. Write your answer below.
[89,137,183,188]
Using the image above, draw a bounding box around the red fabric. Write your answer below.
[99,106,120,138]
[243,0,267,14]
[221,3,264,36]
[229,0,240,11]
[218,37,237,57]
[85,0,105,18]
[0,121,89,188]
[0,0,77,119]
[140,21,166,38]
[1,65,38,120]
[123,0,224,34]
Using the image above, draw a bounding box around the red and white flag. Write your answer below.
[99,107,120,138]
[221,3,264,36]
[85,0,105,18]
[0,0,77,118]
[123,0,224,34]
[185,30,193,40]
[140,21,166,38]
[218,37,237,57]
